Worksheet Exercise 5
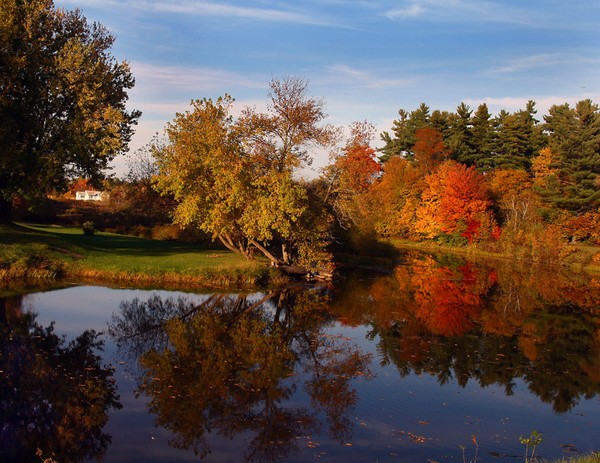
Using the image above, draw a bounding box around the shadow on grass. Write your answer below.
[11,223,218,258]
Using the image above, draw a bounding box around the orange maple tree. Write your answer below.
[416,160,493,240]
[331,121,381,193]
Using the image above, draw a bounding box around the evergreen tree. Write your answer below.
[379,103,430,162]
[447,102,475,166]
[470,103,496,171]
[543,99,600,211]
[492,101,543,171]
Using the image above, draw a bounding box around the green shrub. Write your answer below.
[82,221,96,236]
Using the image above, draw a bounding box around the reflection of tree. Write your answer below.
[0,296,121,463]
[331,252,600,413]
[412,259,491,336]
[109,289,371,462]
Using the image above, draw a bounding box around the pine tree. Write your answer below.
[379,104,431,162]
[543,99,600,211]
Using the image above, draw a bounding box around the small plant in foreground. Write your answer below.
[82,221,96,236]
[520,430,543,462]
[36,448,58,463]
[460,435,479,463]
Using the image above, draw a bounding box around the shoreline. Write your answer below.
[2,223,599,294]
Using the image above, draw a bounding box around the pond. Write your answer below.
[1,251,600,462]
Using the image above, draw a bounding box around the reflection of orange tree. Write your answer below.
[345,254,600,412]
[110,290,371,462]
[0,297,121,463]
[412,257,493,336]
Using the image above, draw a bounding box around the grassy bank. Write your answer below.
[0,223,279,289]
[546,455,600,463]
[386,238,600,275]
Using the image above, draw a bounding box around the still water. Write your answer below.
[1,252,599,462]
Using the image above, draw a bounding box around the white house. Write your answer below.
[75,190,108,201]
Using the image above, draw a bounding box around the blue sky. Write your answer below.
[55,0,600,175]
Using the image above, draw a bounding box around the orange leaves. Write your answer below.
[330,121,381,194]
[413,128,450,172]
[413,263,483,336]
[369,156,423,237]
[335,143,380,192]
[415,160,492,239]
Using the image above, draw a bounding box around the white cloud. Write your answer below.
[463,93,600,116]
[384,0,548,27]
[323,64,414,89]
[58,0,336,25]
[487,53,600,76]
[130,61,264,94]
[385,3,424,19]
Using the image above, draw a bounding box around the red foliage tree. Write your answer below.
[412,127,450,172]
[332,121,381,193]
[416,160,493,240]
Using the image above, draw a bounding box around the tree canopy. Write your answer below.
[153,77,338,275]
[0,0,139,221]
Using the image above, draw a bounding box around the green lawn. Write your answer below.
[0,222,272,288]
[546,454,600,463]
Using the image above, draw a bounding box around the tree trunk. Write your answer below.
[281,242,290,265]
[219,233,252,259]
[248,238,280,266]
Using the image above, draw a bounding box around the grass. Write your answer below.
[386,237,600,274]
[545,454,600,463]
[0,222,278,289]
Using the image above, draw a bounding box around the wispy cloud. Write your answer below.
[131,61,264,93]
[58,0,336,26]
[463,93,600,116]
[324,64,414,89]
[487,53,600,76]
[385,3,424,19]
[384,0,547,27]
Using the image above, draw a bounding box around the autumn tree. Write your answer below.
[237,75,337,173]
[0,0,139,221]
[415,161,494,242]
[153,95,253,256]
[412,127,450,172]
[324,121,381,228]
[368,156,424,238]
[154,78,337,274]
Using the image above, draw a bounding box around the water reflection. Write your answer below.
[109,288,372,462]
[331,252,600,413]
[0,295,121,463]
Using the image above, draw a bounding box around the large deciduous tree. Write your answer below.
[154,78,337,275]
[0,0,139,221]
[153,96,251,256]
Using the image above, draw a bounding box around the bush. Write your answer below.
[82,221,96,236]
[151,224,181,241]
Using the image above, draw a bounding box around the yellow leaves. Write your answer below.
[532,146,559,188]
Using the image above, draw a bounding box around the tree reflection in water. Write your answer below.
[331,252,600,413]
[0,296,121,463]
[109,287,372,462]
